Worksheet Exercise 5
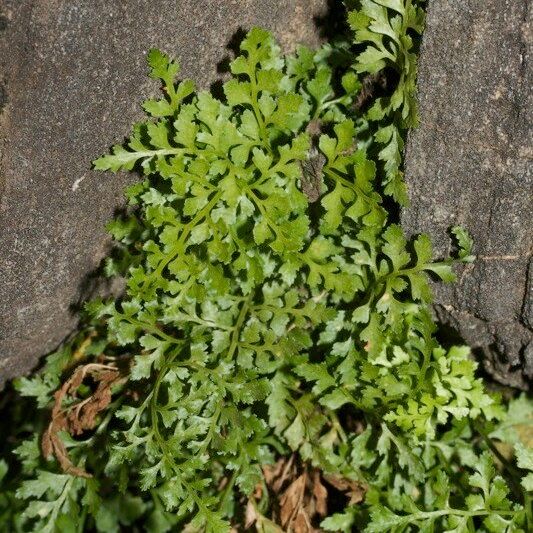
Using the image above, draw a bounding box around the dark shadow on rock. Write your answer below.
[216,56,232,76]
[226,27,248,58]
[434,321,466,349]
[211,28,250,100]
[472,344,531,394]
[70,206,130,315]
[210,79,225,101]
[313,0,348,41]
[216,27,247,77]
[71,256,110,314]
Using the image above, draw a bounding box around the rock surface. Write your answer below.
[0,0,328,384]
[403,0,532,388]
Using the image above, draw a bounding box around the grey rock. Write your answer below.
[0,0,328,384]
[403,0,533,389]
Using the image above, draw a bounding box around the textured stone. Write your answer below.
[0,0,328,384]
[403,0,532,388]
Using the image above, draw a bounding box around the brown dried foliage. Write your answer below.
[42,363,125,478]
[354,71,391,111]
[246,455,367,533]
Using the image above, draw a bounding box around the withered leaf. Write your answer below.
[300,148,326,203]
[323,474,367,505]
[312,470,328,517]
[280,473,307,528]
[42,363,124,478]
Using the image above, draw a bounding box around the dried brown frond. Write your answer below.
[245,455,366,532]
[42,363,126,477]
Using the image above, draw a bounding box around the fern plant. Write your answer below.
[0,1,531,532]
[348,0,425,203]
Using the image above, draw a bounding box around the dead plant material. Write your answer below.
[263,455,297,493]
[280,473,308,528]
[354,71,392,112]
[42,363,126,478]
[244,499,285,533]
[252,456,365,533]
[300,147,326,203]
[245,500,259,529]
[323,474,367,505]
[312,470,328,516]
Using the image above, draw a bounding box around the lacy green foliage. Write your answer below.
[322,402,532,533]
[0,2,531,532]
[348,0,425,203]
